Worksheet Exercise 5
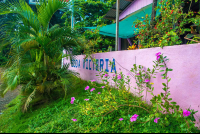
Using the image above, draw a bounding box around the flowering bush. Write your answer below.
[127,44,137,50]
[69,52,199,133]
[129,0,198,50]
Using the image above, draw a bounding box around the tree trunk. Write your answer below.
[150,0,158,29]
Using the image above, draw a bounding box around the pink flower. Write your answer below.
[71,119,77,121]
[113,74,116,77]
[130,114,139,122]
[84,99,89,101]
[101,86,105,88]
[136,73,140,75]
[117,75,122,80]
[156,55,160,61]
[71,97,75,101]
[155,52,161,56]
[154,117,160,123]
[85,86,90,90]
[183,110,191,117]
[144,79,150,82]
[104,74,108,77]
[91,79,95,82]
[90,88,95,92]
[156,52,161,61]
[119,118,123,121]
[98,92,101,94]
[70,100,74,104]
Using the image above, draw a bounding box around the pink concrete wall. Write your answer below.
[63,43,200,128]
[119,0,153,20]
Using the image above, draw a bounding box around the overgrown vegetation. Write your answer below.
[0,0,84,112]
[61,0,116,55]
[0,43,10,66]
[1,0,200,133]
[0,75,200,133]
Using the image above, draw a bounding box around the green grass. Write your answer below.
[0,75,200,133]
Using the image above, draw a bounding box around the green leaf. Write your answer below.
[168,69,173,71]
[139,90,144,93]
[151,93,154,96]
[155,113,159,117]
[161,74,166,76]
[162,77,165,79]
[152,87,154,91]
[168,98,172,101]
[170,102,177,105]
[160,70,164,72]
[163,87,167,91]
[185,34,194,39]
[159,65,165,67]
[162,83,166,87]
[180,123,186,128]
[175,105,180,110]
[167,93,171,96]
[153,76,156,78]
[157,104,163,111]
[160,93,164,97]
[96,75,99,76]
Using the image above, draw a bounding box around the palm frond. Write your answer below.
[21,80,34,93]
[37,0,69,31]
[47,24,60,33]
[21,39,39,53]
[0,68,20,96]
[23,88,36,112]
[0,0,41,34]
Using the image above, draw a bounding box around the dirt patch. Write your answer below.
[0,68,20,113]
[0,89,20,112]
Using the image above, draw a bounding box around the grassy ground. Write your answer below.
[0,75,200,133]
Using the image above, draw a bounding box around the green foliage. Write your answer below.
[131,0,196,49]
[79,26,115,58]
[0,44,10,66]
[0,0,84,112]
[0,75,200,133]
[186,14,200,43]
[61,0,115,28]
[61,0,116,55]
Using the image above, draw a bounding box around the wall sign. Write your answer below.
[70,58,117,73]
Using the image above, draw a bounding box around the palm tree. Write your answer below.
[0,0,84,112]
